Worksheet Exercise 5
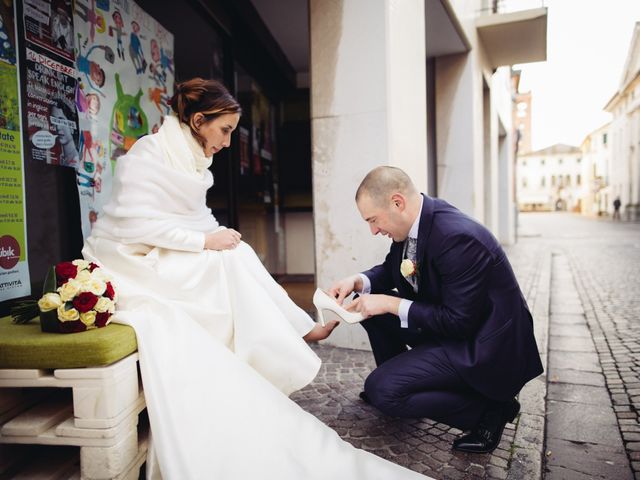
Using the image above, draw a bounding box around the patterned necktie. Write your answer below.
[404,237,418,292]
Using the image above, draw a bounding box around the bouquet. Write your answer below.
[11,260,117,333]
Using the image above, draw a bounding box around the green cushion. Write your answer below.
[0,316,137,369]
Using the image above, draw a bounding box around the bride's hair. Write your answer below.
[170,78,242,131]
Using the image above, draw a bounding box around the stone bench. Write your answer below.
[0,316,146,479]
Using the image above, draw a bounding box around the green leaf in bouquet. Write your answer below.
[43,265,57,294]
[10,300,39,324]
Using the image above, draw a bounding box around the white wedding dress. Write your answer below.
[82,116,429,479]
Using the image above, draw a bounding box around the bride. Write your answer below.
[83,78,429,479]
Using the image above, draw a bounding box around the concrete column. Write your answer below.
[310,0,427,349]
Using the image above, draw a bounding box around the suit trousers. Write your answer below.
[361,313,490,431]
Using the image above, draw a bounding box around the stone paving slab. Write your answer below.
[545,438,632,480]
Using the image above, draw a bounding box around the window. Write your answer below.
[558,158,563,165]
[577,157,581,164]
[551,175,556,187]
[603,133,608,145]
[577,174,582,186]
[522,160,527,167]
[541,177,546,187]
[522,177,528,188]
[541,159,545,166]
[566,174,571,186]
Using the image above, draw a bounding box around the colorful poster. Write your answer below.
[73,0,174,237]
[24,47,79,167]
[23,0,75,62]
[0,0,31,301]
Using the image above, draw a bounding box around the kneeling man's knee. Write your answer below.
[364,368,406,416]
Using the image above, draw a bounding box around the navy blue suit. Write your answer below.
[360,195,543,430]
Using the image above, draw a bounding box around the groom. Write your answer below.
[329,166,543,453]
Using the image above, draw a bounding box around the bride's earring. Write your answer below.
[313,288,364,325]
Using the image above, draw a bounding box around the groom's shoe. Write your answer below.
[452,399,520,454]
[359,391,371,404]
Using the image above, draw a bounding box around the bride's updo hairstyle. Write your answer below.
[170,77,242,139]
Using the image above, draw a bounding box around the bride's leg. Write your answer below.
[303,320,340,342]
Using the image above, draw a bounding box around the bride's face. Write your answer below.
[194,113,240,157]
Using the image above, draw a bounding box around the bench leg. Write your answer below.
[80,429,138,480]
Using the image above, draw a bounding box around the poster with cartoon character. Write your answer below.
[73,0,174,238]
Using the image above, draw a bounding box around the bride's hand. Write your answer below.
[205,229,242,250]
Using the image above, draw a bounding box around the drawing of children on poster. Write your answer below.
[73,0,174,238]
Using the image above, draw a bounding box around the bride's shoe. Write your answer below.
[313,288,364,325]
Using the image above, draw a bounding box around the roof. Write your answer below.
[519,143,581,157]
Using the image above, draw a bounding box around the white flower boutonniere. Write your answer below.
[400,258,418,278]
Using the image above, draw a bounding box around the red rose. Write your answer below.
[55,262,78,286]
[104,282,115,300]
[59,320,87,333]
[88,262,100,272]
[72,291,99,313]
[95,312,111,327]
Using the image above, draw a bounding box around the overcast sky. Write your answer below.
[516,0,640,151]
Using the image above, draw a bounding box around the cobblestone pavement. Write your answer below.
[291,212,640,479]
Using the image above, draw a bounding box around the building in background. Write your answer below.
[516,144,582,212]
[512,70,533,155]
[580,123,610,217]
[605,21,640,221]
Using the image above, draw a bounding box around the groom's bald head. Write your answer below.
[356,166,417,206]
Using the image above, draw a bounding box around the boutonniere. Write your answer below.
[400,258,418,278]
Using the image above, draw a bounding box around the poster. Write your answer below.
[73,0,174,237]
[0,0,31,301]
[24,47,79,166]
[23,0,75,62]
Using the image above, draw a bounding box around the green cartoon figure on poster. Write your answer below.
[109,73,148,171]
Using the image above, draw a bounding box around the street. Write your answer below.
[292,212,640,479]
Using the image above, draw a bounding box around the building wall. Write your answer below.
[310,0,520,349]
[517,147,583,211]
[608,75,640,220]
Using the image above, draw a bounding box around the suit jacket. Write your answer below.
[362,194,543,400]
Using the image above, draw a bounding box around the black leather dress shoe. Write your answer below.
[452,399,520,454]
[359,391,371,404]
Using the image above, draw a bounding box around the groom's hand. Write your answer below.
[328,274,363,305]
[346,294,401,318]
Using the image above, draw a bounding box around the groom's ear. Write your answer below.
[390,193,406,211]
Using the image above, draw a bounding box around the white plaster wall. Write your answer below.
[435,53,477,216]
[284,212,315,274]
[310,0,427,349]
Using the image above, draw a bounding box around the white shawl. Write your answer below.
[91,123,219,251]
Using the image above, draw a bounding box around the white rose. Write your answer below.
[80,311,97,327]
[72,259,90,271]
[90,268,109,281]
[94,297,115,313]
[75,269,91,283]
[57,304,80,322]
[38,292,63,312]
[400,258,416,277]
[82,278,107,296]
[57,279,81,302]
